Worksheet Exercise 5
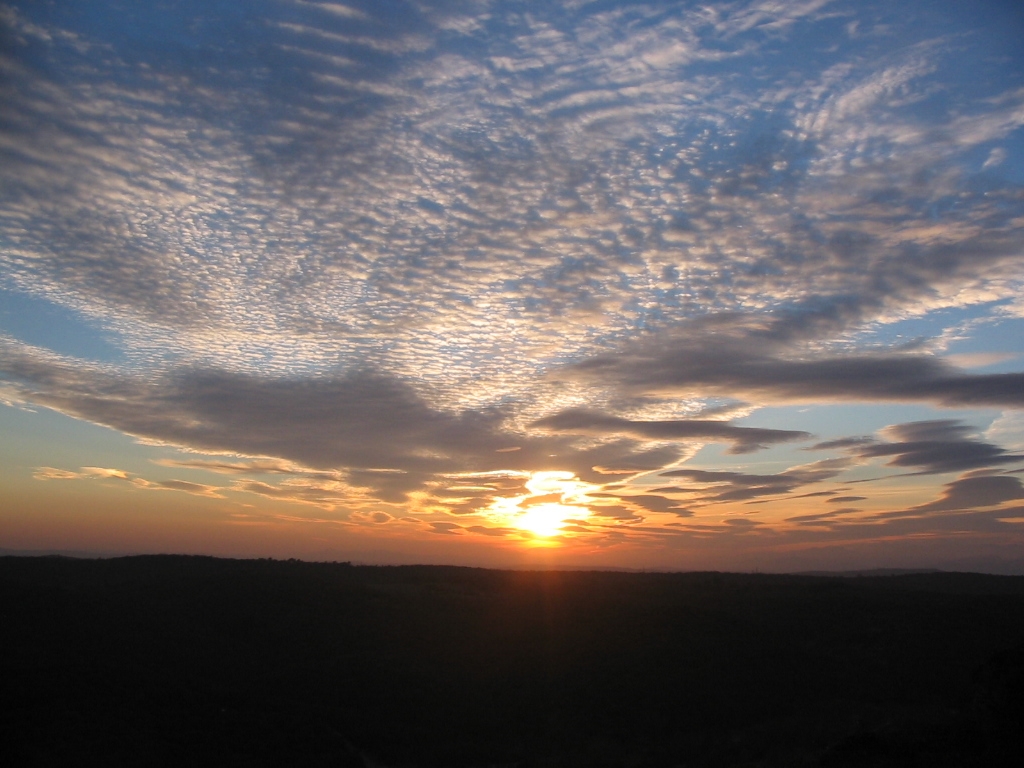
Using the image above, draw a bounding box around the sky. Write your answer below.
[2,0,1024,572]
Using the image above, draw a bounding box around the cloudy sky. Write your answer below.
[2,0,1024,571]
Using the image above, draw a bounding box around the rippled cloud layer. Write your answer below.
[2,0,1023,565]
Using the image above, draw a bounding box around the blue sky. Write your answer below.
[2,0,1024,570]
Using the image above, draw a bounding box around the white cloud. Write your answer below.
[983,147,1008,169]
[987,411,1024,452]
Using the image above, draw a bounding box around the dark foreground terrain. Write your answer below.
[2,556,1024,766]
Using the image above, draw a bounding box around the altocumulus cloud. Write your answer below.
[564,315,1024,409]
[4,0,1022,395]
[899,474,1024,516]
[1,0,1024,551]
[0,337,707,498]
[660,459,854,504]
[818,420,1024,476]
[33,464,223,498]
[532,408,811,454]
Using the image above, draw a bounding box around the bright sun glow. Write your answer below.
[516,503,578,537]
[487,471,595,538]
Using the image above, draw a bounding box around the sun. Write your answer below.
[487,471,596,538]
[515,503,579,537]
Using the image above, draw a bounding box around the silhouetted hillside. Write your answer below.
[2,556,1023,766]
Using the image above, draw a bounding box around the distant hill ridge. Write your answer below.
[798,567,942,577]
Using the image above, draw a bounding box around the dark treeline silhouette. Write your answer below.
[2,555,1023,766]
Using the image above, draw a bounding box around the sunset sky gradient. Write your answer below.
[2,0,1024,571]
